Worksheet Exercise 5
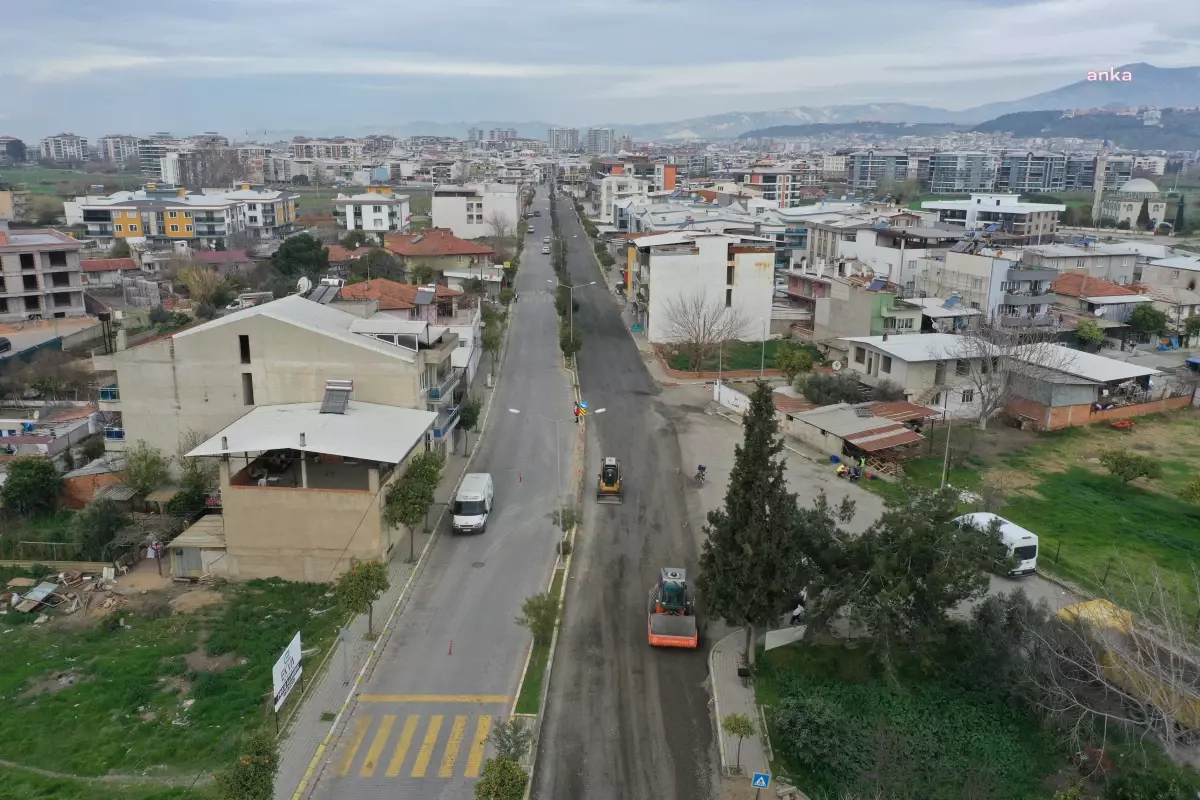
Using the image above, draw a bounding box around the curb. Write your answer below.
[287,294,521,800]
[708,630,739,775]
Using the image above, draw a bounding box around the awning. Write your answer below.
[167,515,226,550]
[844,424,924,452]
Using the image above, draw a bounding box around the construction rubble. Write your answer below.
[2,568,130,617]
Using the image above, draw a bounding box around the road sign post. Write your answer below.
[752,772,771,799]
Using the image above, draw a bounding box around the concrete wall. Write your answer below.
[713,382,752,414]
[103,315,422,465]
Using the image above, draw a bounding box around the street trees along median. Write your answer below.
[382,451,444,563]
[474,756,527,800]
[516,592,558,646]
[697,381,812,666]
[333,560,390,638]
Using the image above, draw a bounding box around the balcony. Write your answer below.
[1006,268,1058,282]
[426,369,461,401]
[1003,291,1055,306]
[1000,314,1057,328]
[431,405,461,441]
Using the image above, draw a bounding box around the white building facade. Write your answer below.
[333,192,412,233]
[431,183,521,240]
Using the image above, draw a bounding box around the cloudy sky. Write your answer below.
[3,0,1198,140]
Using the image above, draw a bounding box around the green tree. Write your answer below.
[382,452,442,562]
[798,371,861,406]
[697,382,807,665]
[340,230,371,249]
[410,263,435,285]
[488,717,533,762]
[515,592,558,645]
[1075,318,1106,347]
[775,341,815,383]
[877,179,922,205]
[122,440,170,497]
[1136,198,1152,230]
[483,320,502,372]
[213,727,278,800]
[722,713,755,772]
[460,277,486,299]
[871,379,906,401]
[0,456,62,515]
[1174,195,1187,234]
[474,756,527,800]
[333,560,391,637]
[559,324,582,361]
[271,233,328,278]
[81,437,107,462]
[1180,475,1200,504]
[108,239,132,259]
[72,498,130,560]
[1182,314,1200,347]
[1100,449,1162,483]
[1128,304,1168,338]
[350,249,403,283]
[457,394,483,455]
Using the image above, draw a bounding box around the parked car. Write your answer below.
[0,336,11,354]
[534,210,541,217]
[527,225,536,233]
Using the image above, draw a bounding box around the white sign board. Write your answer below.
[272,632,303,712]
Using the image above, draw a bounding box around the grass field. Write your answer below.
[665,340,822,372]
[0,512,78,560]
[872,410,1200,606]
[0,166,143,196]
[514,567,564,715]
[0,577,340,779]
[0,765,210,800]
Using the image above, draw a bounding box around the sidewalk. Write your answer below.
[710,630,769,779]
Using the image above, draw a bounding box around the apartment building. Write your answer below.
[333,187,412,233]
[929,152,998,193]
[805,214,877,267]
[626,231,776,345]
[291,137,364,160]
[91,293,462,463]
[727,166,818,208]
[213,185,299,240]
[548,127,580,153]
[907,247,1058,328]
[594,157,679,192]
[800,273,923,343]
[821,154,849,180]
[0,137,26,164]
[382,228,495,283]
[1132,155,1167,176]
[80,187,244,249]
[40,134,89,163]
[922,193,1063,238]
[1064,155,1096,190]
[847,150,909,191]
[0,184,31,221]
[138,139,170,179]
[586,128,614,155]
[0,222,87,324]
[845,226,963,284]
[1019,242,1140,284]
[430,183,520,239]
[96,135,141,166]
[996,152,1067,193]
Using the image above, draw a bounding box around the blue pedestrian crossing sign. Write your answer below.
[752,773,771,788]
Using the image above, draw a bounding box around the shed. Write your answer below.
[167,515,227,579]
[786,401,936,470]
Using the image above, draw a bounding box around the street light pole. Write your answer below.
[940,406,953,490]
[760,317,767,379]
[548,279,595,345]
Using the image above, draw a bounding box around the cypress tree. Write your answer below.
[1175,195,1187,234]
[1136,198,1152,230]
[697,381,804,665]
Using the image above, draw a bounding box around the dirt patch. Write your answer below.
[23,669,92,698]
[184,637,246,672]
[169,589,223,615]
[157,675,193,696]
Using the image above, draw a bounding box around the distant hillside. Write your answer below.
[739,121,963,140]
[972,108,1200,151]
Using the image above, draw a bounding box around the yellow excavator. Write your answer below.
[597,457,623,504]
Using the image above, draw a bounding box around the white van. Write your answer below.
[955,512,1038,576]
[452,473,493,534]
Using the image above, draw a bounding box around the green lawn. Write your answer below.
[0,166,143,196]
[665,340,822,372]
[0,578,340,778]
[756,644,1056,800]
[0,512,77,560]
[514,568,564,715]
[0,766,210,800]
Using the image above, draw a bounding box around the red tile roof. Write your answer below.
[326,245,383,263]
[384,229,494,258]
[81,258,136,273]
[1052,270,1139,298]
[337,278,462,311]
[870,401,938,422]
[193,250,252,265]
[0,435,53,445]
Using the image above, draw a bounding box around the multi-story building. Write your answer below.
[1064,155,1096,190]
[847,150,909,191]
[1099,156,1135,189]
[96,135,141,166]
[625,231,776,345]
[929,152,998,194]
[1132,155,1167,176]
[291,137,364,160]
[585,128,614,156]
[39,133,89,164]
[821,154,848,181]
[236,146,270,183]
[160,148,244,187]
[548,127,580,153]
[0,136,26,164]
[430,183,520,239]
[996,151,1067,193]
[0,221,87,324]
[333,187,411,233]
[922,193,1063,238]
[467,127,484,147]
[210,185,300,240]
[488,128,517,142]
[138,139,171,179]
[0,184,31,221]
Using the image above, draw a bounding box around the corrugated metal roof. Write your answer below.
[94,483,137,501]
[168,515,226,550]
[145,486,181,503]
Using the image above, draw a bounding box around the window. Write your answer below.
[881,356,892,373]
[854,347,866,364]
[249,203,258,211]
[183,211,191,218]
[114,224,123,232]
[241,373,255,405]
[185,225,193,233]
[955,359,968,376]
[961,389,975,403]
[238,335,251,364]
[170,224,179,232]
[725,288,732,308]
[48,251,68,267]
[168,211,178,218]
[373,205,382,213]
[726,264,735,285]
[1172,270,1181,279]
[128,224,138,232]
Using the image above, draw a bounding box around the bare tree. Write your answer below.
[485,212,519,264]
[659,290,751,372]
[941,325,1073,430]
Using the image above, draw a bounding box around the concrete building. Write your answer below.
[1099,178,1168,229]
[1019,242,1141,285]
[96,135,141,166]
[0,184,31,221]
[922,193,1063,238]
[91,293,462,462]
[626,231,776,345]
[808,274,923,345]
[0,136,26,164]
[841,226,962,284]
[548,127,580,153]
[333,188,412,233]
[996,151,1067,193]
[596,175,652,225]
[847,150,909,191]
[839,332,988,415]
[0,222,87,324]
[39,133,89,163]
[929,152,998,193]
[906,249,1017,319]
[291,137,365,160]
[430,183,520,240]
[1050,271,1154,325]
[182,399,436,580]
[585,128,614,156]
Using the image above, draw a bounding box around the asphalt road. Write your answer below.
[310,188,575,799]
[532,197,719,800]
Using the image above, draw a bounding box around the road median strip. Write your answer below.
[513,567,566,715]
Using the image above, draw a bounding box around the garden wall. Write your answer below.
[1006,394,1193,431]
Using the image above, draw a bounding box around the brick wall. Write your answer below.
[1005,394,1193,432]
[62,472,121,509]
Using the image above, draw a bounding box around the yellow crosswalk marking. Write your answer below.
[410,715,443,778]
[385,715,419,778]
[335,715,371,777]
[359,714,395,778]
[438,715,469,778]
[464,715,492,778]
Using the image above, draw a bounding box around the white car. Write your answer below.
[528,225,536,233]
[541,246,551,254]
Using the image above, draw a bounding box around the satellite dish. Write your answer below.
[831,360,843,371]
[296,276,313,294]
